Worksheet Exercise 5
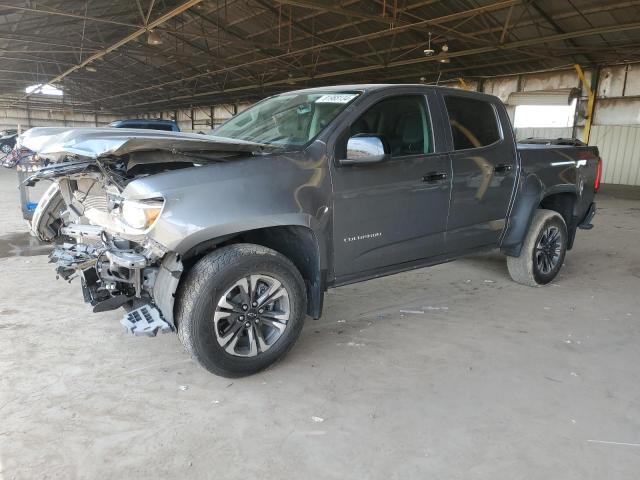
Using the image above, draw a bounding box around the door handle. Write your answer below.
[494,163,513,173]
[422,171,448,183]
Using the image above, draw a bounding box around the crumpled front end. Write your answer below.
[50,220,183,336]
[20,126,272,337]
[29,157,189,337]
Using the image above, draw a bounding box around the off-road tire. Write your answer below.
[175,243,307,377]
[507,209,568,287]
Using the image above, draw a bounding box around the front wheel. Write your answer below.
[507,209,568,287]
[175,244,307,377]
[0,143,11,155]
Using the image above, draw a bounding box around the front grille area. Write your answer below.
[73,178,109,213]
[79,192,109,212]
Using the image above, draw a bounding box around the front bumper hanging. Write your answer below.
[121,304,172,337]
[50,223,174,337]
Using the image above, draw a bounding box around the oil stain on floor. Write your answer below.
[0,232,52,258]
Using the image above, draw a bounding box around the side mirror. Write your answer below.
[340,135,388,166]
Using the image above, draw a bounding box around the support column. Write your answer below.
[574,64,599,145]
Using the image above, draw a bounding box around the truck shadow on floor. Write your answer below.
[458,252,509,277]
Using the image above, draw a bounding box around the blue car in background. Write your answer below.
[108,119,180,132]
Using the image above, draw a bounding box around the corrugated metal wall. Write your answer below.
[515,127,573,141]
[142,103,251,133]
[590,125,640,186]
[0,107,121,131]
[484,64,640,187]
[0,103,250,133]
[514,125,640,186]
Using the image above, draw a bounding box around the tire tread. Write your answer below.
[175,243,305,377]
[507,209,567,287]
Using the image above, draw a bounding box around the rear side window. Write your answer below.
[444,96,501,150]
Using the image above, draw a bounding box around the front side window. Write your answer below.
[213,91,360,148]
[444,96,501,150]
[350,95,433,156]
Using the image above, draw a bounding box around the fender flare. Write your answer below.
[165,221,328,320]
[501,175,579,257]
[500,174,544,257]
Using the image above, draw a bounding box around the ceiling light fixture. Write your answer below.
[85,65,97,72]
[438,43,451,63]
[147,30,163,46]
[423,32,435,56]
[25,83,63,96]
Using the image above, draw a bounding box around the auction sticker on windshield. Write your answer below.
[316,94,358,104]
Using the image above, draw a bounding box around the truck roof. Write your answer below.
[284,83,497,100]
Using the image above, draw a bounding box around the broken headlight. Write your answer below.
[120,198,164,231]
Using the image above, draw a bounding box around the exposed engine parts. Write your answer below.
[47,221,178,335]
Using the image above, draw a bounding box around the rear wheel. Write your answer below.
[1,143,11,154]
[176,244,306,377]
[507,209,567,287]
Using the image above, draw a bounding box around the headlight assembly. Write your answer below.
[120,198,164,230]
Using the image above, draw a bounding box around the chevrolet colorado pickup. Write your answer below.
[23,85,601,377]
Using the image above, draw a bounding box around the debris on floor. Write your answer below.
[587,440,640,447]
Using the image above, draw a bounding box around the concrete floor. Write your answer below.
[1,167,639,480]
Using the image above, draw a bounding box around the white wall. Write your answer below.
[140,103,251,133]
[515,127,573,141]
[0,102,251,134]
[480,64,640,186]
[590,125,640,186]
[0,106,121,132]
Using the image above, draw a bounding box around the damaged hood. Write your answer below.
[19,127,272,161]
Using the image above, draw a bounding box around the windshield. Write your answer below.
[212,91,360,148]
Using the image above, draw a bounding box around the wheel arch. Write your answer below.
[538,192,578,249]
[501,174,578,257]
[177,224,326,319]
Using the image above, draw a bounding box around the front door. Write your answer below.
[441,93,518,252]
[331,93,451,280]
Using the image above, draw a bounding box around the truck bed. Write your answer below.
[517,142,600,231]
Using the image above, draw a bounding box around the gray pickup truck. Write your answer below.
[24,85,601,377]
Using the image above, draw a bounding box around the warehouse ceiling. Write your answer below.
[1,0,639,113]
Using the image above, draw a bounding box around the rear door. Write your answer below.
[330,90,452,279]
[441,93,518,252]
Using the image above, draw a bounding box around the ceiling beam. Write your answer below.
[276,0,519,38]
[0,3,141,28]
[113,20,640,110]
[15,0,203,106]
[87,0,523,103]
[125,0,637,94]
[529,1,595,64]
